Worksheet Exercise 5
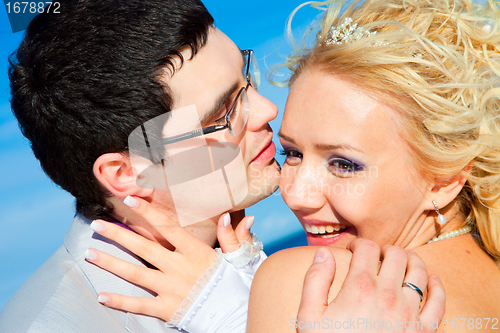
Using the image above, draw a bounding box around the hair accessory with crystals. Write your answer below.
[324,17,377,45]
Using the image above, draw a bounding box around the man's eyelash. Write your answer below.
[213,103,231,124]
[214,114,226,124]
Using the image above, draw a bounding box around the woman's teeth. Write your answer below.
[304,223,347,237]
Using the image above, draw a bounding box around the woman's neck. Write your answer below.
[401,201,465,249]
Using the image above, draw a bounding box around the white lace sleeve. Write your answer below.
[168,234,267,333]
[167,248,225,327]
[221,233,263,268]
[222,233,267,287]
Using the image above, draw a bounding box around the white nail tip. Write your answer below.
[90,221,105,233]
[246,216,255,230]
[123,196,138,208]
[97,295,110,304]
[223,213,231,228]
[84,249,98,261]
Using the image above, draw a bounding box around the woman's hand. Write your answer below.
[297,239,446,333]
[84,196,255,321]
[217,211,255,253]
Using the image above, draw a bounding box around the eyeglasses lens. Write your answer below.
[228,88,249,136]
[246,51,260,91]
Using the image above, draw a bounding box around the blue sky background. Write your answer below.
[0,0,322,310]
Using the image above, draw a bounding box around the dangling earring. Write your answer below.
[432,200,446,227]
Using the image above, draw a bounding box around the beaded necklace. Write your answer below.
[427,225,472,244]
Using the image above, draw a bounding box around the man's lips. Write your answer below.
[251,139,276,163]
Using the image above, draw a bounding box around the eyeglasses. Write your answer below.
[162,49,260,145]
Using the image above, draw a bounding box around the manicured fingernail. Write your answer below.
[84,249,99,261]
[97,294,110,304]
[223,213,231,228]
[123,195,138,208]
[313,248,327,264]
[433,275,442,283]
[90,220,106,233]
[246,216,255,230]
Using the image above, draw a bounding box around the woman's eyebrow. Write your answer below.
[314,143,364,153]
[279,132,364,153]
[278,132,295,143]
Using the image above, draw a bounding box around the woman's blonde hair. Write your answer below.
[279,0,500,260]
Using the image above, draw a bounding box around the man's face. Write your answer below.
[154,28,280,228]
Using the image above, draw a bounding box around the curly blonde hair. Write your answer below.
[279,0,500,261]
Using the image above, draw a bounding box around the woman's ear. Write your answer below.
[424,162,472,210]
[93,153,153,198]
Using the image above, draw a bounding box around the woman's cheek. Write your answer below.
[325,179,373,222]
[279,161,301,184]
[278,165,290,188]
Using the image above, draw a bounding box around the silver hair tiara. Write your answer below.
[324,17,377,45]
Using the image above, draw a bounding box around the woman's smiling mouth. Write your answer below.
[303,222,349,237]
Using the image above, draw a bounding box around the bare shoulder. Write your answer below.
[415,235,500,328]
[247,246,352,333]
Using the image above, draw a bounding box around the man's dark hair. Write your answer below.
[9,0,214,219]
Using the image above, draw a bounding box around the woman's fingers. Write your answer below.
[217,213,240,253]
[91,220,177,270]
[88,247,194,320]
[234,215,254,244]
[419,275,446,326]
[97,293,171,322]
[217,214,255,253]
[297,248,336,321]
[122,196,202,252]
[85,248,164,292]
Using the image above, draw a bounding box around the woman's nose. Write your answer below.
[281,163,327,212]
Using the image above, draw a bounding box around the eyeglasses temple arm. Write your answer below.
[162,124,228,145]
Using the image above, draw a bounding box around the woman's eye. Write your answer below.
[279,148,302,158]
[279,148,302,166]
[328,158,363,174]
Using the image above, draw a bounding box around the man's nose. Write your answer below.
[245,88,279,131]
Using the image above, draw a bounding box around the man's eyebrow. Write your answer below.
[239,49,246,75]
[279,132,364,153]
[200,81,240,125]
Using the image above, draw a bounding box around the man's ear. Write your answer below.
[424,162,472,210]
[93,153,153,198]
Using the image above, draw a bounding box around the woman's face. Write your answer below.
[279,69,432,248]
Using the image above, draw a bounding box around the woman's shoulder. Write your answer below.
[247,246,352,332]
[264,245,352,263]
[415,235,500,323]
[256,246,352,287]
